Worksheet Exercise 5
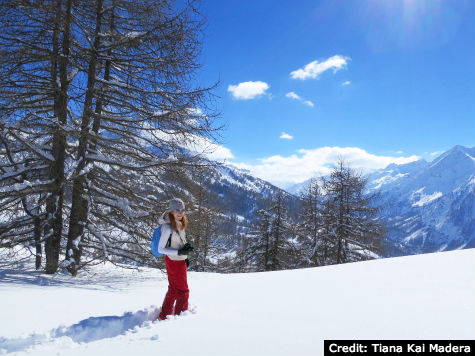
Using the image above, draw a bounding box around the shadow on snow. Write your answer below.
[0,258,166,290]
[0,307,160,354]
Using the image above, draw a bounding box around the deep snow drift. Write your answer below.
[0,249,474,355]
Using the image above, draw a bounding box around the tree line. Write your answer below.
[233,159,384,272]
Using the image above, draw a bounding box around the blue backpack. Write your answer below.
[151,225,172,257]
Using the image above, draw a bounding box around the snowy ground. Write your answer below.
[0,249,474,355]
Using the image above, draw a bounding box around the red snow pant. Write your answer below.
[159,256,189,320]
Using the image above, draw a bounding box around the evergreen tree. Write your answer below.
[241,208,272,272]
[298,178,324,267]
[266,193,288,271]
[321,159,383,264]
[243,193,299,271]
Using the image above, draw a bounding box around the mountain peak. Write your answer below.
[446,145,473,157]
[431,145,475,168]
[370,144,475,255]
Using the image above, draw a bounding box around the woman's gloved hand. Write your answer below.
[178,243,194,255]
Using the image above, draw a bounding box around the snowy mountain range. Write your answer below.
[200,163,301,220]
[169,145,474,257]
[159,158,301,227]
[367,145,475,255]
[284,145,475,256]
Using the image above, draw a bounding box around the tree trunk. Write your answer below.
[201,215,210,272]
[44,0,72,274]
[34,216,42,270]
[65,0,104,276]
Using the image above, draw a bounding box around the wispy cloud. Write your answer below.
[286,92,301,100]
[342,80,351,86]
[285,91,314,107]
[280,132,293,140]
[231,146,420,188]
[291,55,350,80]
[228,81,270,100]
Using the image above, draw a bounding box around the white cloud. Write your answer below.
[280,132,293,140]
[286,92,301,100]
[231,146,420,188]
[228,81,270,100]
[285,91,314,108]
[291,55,350,80]
[342,81,352,86]
[184,135,235,161]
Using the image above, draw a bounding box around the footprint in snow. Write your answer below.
[0,306,163,354]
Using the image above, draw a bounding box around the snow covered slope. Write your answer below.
[1,248,473,355]
[204,163,301,219]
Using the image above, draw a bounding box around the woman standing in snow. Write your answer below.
[157,198,194,320]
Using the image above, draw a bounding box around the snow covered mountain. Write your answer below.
[147,142,301,225]
[203,163,301,219]
[170,144,475,257]
[163,158,301,224]
[282,145,475,256]
[367,145,475,255]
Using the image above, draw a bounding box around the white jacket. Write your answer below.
[158,211,188,261]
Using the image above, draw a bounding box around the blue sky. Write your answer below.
[194,0,475,188]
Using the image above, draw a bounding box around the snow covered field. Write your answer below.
[1,249,474,355]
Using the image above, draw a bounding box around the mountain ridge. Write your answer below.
[368,145,474,255]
